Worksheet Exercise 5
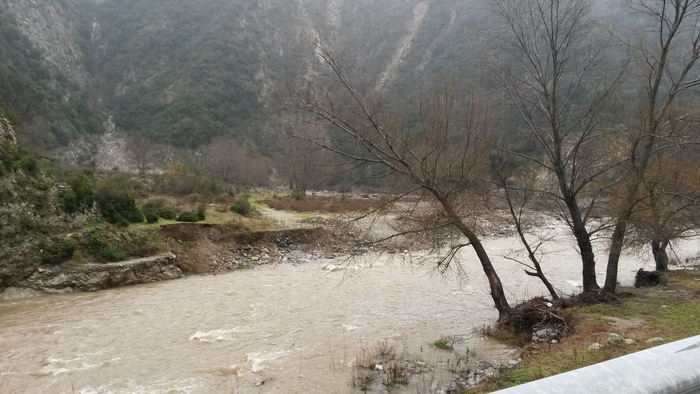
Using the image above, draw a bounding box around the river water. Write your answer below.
[1,227,697,393]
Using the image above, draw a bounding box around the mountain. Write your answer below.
[0,0,500,155]
[0,0,633,162]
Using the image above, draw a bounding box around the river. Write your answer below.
[1,227,697,393]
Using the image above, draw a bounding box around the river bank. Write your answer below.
[0,225,332,300]
[472,268,700,392]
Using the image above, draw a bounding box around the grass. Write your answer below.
[472,269,700,392]
[263,195,385,214]
[433,336,455,351]
[350,340,415,391]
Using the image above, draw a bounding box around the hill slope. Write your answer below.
[1,0,499,155]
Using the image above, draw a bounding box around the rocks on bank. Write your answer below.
[0,226,333,300]
[1,253,181,300]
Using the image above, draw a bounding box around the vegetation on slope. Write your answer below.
[0,6,102,147]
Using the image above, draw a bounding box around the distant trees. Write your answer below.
[296,46,511,318]
[126,133,155,175]
[204,136,269,186]
[280,124,332,194]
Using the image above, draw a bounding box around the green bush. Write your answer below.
[0,141,39,176]
[145,212,159,223]
[39,238,76,265]
[82,226,164,261]
[176,211,200,222]
[291,189,305,201]
[95,175,143,225]
[84,230,126,262]
[60,169,95,213]
[160,208,177,220]
[195,204,206,220]
[141,198,178,221]
[230,194,252,216]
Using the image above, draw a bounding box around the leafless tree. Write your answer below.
[491,0,624,293]
[126,133,155,175]
[294,46,511,319]
[492,151,561,299]
[603,0,700,291]
[626,139,700,270]
[205,136,270,186]
[280,123,332,193]
[205,136,239,183]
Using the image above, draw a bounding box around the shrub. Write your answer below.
[95,175,143,225]
[291,189,305,201]
[145,212,159,223]
[84,230,126,262]
[159,208,177,220]
[39,238,76,265]
[195,204,206,220]
[60,169,95,213]
[0,141,39,176]
[141,198,178,221]
[230,194,252,216]
[155,162,222,196]
[176,211,200,222]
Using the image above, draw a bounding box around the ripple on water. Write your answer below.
[188,327,244,343]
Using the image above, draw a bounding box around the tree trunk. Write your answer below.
[652,238,670,271]
[437,194,511,320]
[574,220,600,293]
[469,238,511,320]
[562,192,601,292]
[604,135,657,293]
[604,216,627,293]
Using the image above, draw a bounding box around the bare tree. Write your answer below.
[491,0,623,293]
[126,133,155,175]
[603,0,700,291]
[626,142,700,270]
[492,151,561,299]
[205,136,270,186]
[294,48,511,319]
[280,123,332,193]
[205,136,239,183]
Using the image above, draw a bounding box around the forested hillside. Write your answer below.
[0,2,101,147]
[0,0,658,163]
[0,0,514,154]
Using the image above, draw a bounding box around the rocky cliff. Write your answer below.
[5,0,89,88]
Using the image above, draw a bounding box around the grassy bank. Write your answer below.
[472,269,700,392]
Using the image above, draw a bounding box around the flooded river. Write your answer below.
[1,228,697,393]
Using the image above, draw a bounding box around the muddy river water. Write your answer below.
[1,227,697,393]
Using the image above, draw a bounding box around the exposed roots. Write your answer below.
[497,297,573,344]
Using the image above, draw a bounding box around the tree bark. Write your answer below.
[437,193,511,320]
[652,238,670,271]
[562,189,601,292]
[604,136,656,293]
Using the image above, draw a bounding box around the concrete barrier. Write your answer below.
[495,335,700,393]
